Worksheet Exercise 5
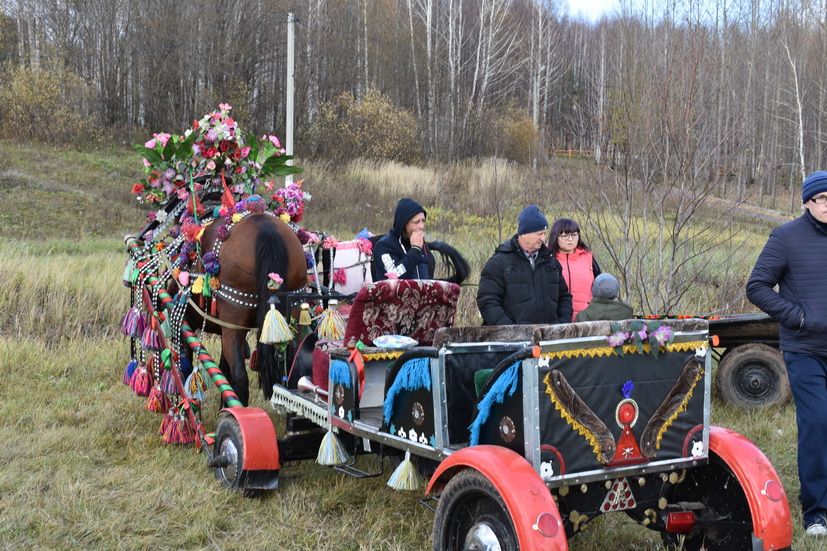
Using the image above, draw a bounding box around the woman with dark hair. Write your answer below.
[550,218,601,321]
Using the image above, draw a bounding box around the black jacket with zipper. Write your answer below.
[477,236,573,325]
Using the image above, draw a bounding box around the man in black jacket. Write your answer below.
[747,170,827,538]
[372,198,434,281]
[477,205,572,325]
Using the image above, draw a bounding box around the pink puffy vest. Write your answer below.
[555,248,595,321]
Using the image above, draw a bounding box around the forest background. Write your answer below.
[1,0,825,549]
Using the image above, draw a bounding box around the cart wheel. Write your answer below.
[715,344,790,408]
[661,453,753,551]
[213,415,245,491]
[432,469,517,551]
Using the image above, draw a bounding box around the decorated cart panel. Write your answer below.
[468,319,710,486]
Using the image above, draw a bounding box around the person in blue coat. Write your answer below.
[747,170,827,538]
[372,198,434,281]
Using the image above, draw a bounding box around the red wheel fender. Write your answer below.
[427,445,568,551]
[221,407,280,471]
[708,426,792,550]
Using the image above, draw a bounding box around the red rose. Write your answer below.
[205,147,218,159]
[193,120,200,129]
[131,183,145,194]
[219,140,230,153]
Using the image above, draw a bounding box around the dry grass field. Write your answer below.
[0,140,820,549]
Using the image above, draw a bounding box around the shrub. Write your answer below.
[0,64,100,145]
[314,90,421,163]
[486,107,539,164]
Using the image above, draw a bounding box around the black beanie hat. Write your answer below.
[517,205,548,235]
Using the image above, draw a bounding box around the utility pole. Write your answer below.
[286,12,295,185]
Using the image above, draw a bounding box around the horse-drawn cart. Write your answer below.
[120,105,792,550]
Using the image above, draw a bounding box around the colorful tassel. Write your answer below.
[121,307,139,336]
[160,368,177,395]
[176,414,195,445]
[161,411,179,443]
[184,369,206,402]
[122,358,138,385]
[145,385,165,412]
[316,428,350,466]
[130,312,147,339]
[260,303,293,344]
[159,410,173,435]
[121,260,134,287]
[298,302,312,326]
[387,451,424,491]
[130,365,151,397]
[317,300,345,341]
[141,325,163,352]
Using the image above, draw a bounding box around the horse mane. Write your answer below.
[427,240,470,284]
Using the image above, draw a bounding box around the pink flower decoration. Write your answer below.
[322,236,339,250]
[267,135,281,148]
[607,331,629,348]
[240,146,251,158]
[652,325,674,346]
[219,102,232,112]
[356,238,373,255]
[176,188,189,200]
[144,138,157,149]
[268,272,283,285]
[142,158,152,168]
[155,132,171,147]
[333,268,347,285]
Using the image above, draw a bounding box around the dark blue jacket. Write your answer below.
[477,236,573,325]
[746,211,827,356]
[372,198,434,281]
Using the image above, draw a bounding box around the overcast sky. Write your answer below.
[564,0,620,22]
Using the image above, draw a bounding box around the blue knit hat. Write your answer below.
[803,171,827,203]
[517,205,548,235]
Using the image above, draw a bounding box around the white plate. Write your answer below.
[373,335,418,349]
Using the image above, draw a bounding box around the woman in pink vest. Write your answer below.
[550,218,601,321]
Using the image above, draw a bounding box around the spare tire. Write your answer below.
[715,344,791,408]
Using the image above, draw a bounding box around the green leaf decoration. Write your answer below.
[629,320,643,332]
[609,321,620,333]
[613,345,625,357]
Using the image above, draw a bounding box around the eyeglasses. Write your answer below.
[559,232,579,239]
[810,194,827,205]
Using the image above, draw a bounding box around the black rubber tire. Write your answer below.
[715,343,791,408]
[213,415,245,491]
[432,469,518,551]
[661,453,754,551]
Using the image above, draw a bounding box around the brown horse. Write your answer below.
[192,213,307,406]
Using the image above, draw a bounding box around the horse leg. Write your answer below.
[220,329,250,407]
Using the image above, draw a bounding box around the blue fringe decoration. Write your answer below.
[468,362,521,446]
[329,359,352,388]
[383,357,432,424]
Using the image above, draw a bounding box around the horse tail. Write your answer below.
[254,218,290,400]
[427,240,470,284]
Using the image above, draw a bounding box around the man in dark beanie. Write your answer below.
[575,274,633,322]
[477,204,572,325]
[747,170,827,538]
[372,198,434,281]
